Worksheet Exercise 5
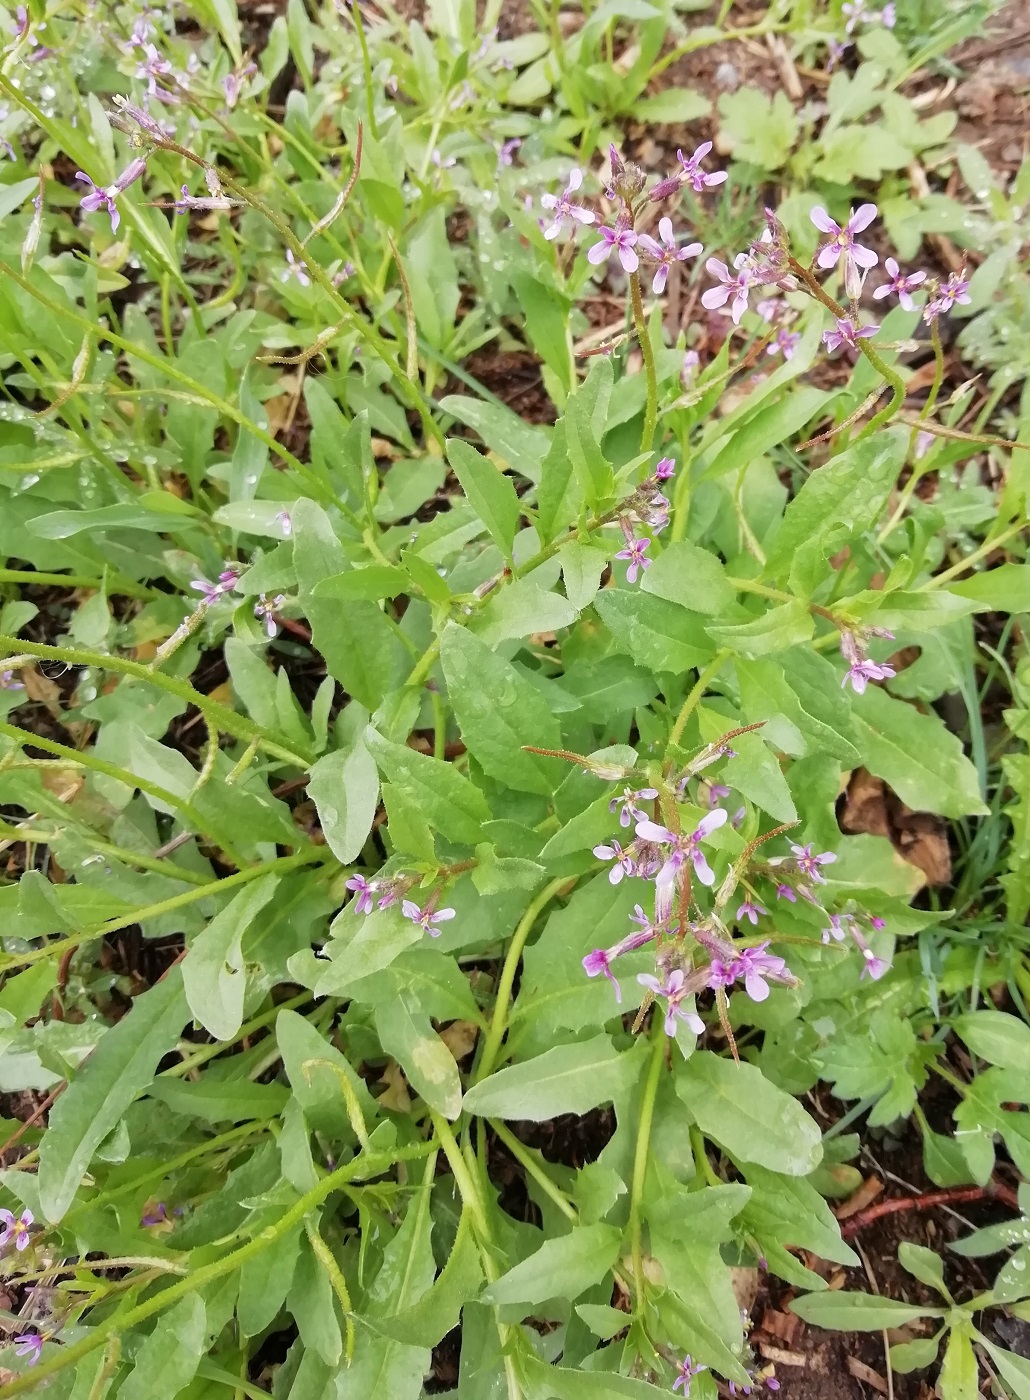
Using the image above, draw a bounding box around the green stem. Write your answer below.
[629,1021,665,1314]
[0,569,155,600]
[489,1120,578,1223]
[0,850,328,975]
[666,649,731,763]
[0,634,312,768]
[304,1219,356,1363]
[0,1141,436,1399]
[925,521,1027,590]
[474,878,573,1084]
[161,990,311,1079]
[629,272,658,455]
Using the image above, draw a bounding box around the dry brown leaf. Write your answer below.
[439,1020,479,1062]
[840,769,891,839]
[377,1061,411,1113]
[835,1176,884,1220]
[840,768,951,887]
[730,1266,759,1316]
[757,1345,807,1367]
[759,1309,801,1347]
[846,1357,889,1393]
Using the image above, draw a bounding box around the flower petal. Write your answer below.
[849,202,878,232]
[809,206,838,234]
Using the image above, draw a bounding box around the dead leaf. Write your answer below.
[835,1176,884,1220]
[840,769,891,839]
[840,769,951,886]
[758,1310,801,1348]
[730,1266,759,1316]
[377,1061,411,1113]
[846,1358,889,1394]
[758,1345,807,1367]
[40,768,84,804]
[439,1020,479,1062]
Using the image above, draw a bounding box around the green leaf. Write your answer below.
[950,563,1030,612]
[511,273,574,393]
[118,1295,206,1400]
[559,542,609,611]
[438,395,549,485]
[463,1036,640,1119]
[851,685,988,818]
[374,991,462,1118]
[314,566,411,601]
[718,88,799,169]
[38,968,189,1222]
[953,1010,1030,1072]
[0,178,39,222]
[897,1241,949,1295]
[376,1209,484,1347]
[938,1324,979,1400]
[641,540,736,615]
[239,1224,303,1336]
[789,1291,939,1330]
[440,623,562,795]
[474,579,579,645]
[736,651,859,762]
[982,1337,1030,1400]
[565,359,615,505]
[521,1356,678,1399]
[890,1334,942,1373]
[594,589,715,673]
[365,728,490,846]
[483,1223,621,1307]
[288,1229,342,1365]
[766,431,907,595]
[277,1006,377,1140]
[446,439,522,562]
[308,734,380,862]
[181,874,278,1042]
[676,1056,822,1175]
[633,89,711,123]
[704,386,828,480]
[707,600,815,658]
[310,903,423,997]
[147,1076,288,1123]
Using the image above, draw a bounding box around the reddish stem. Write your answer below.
[840,1180,1020,1238]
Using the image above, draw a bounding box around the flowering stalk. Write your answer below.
[629,269,658,454]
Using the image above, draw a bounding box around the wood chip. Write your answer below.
[835,1176,884,1220]
[846,1357,889,1394]
[757,1344,807,1367]
[759,1309,801,1347]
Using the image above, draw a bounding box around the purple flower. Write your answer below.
[190,569,235,604]
[13,1333,42,1365]
[872,256,927,311]
[822,913,851,944]
[588,225,639,274]
[137,42,173,95]
[708,783,731,807]
[281,248,311,286]
[776,883,797,903]
[826,38,852,70]
[736,900,768,926]
[810,203,878,296]
[870,915,887,931]
[850,924,889,979]
[769,328,801,360]
[593,839,636,884]
[610,786,659,828]
[497,138,521,167]
[675,142,727,193]
[635,808,728,890]
[140,1202,169,1226]
[582,906,659,1003]
[540,169,595,241]
[637,969,705,1038]
[926,269,972,323]
[654,456,675,481]
[0,1209,32,1251]
[681,350,700,382]
[842,0,866,29]
[709,942,788,1002]
[76,157,147,235]
[756,297,780,323]
[648,175,684,202]
[701,256,752,323]
[840,630,896,693]
[673,1354,707,1394]
[401,900,456,938]
[636,216,702,294]
[222,64,255,109]
[790,843,836,883]
[822,316,878,353]
[615,535,651,583]
[346,874,375,915]
[0,670,24,691]
[254,593,286,638]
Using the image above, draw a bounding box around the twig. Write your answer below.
[841,1180,1019,1238]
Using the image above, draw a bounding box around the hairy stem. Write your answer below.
[629,272,658,454]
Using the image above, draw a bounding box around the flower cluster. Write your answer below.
[76,156,148,235]
[346,873,456,939]
[190,567,239,605]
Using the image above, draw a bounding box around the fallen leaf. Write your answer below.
[846,1357,888,1393]
[758,1345,807,1367]
[377,1060,411,1113]
[439,1020,479,1062]
[730,1265,759,1316]
[835,1176,884,1220]
[840,768,951,886]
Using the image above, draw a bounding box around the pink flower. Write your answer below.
[790,843,836,883]
[609,786,659,828]
[810,203,878,296]
[637,968,705,1038]
[346,874,375,916]
[736,900,768,925]
[701,256,752,323]
[769,328,801,360]
[654,456,675,480]
[0,1209,32,1251]
[822,316,878,353]
[676,142,727,193]
[615,535,650,583]
[636,216,702,294]
[281,248,311,286]
[540,168,595,241]
[673,1355,707,1395]
[588,225,639,273]
[593,839,636,883]
[582,906,658,1003]
[925,269,972,323]
[709,942,788,1002]
[12,1333,42,1365]
[75,157,147,235]
[873,256,927,311]
[635,808,727,890]
[840,630,896,693]
[401,900,456,938]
